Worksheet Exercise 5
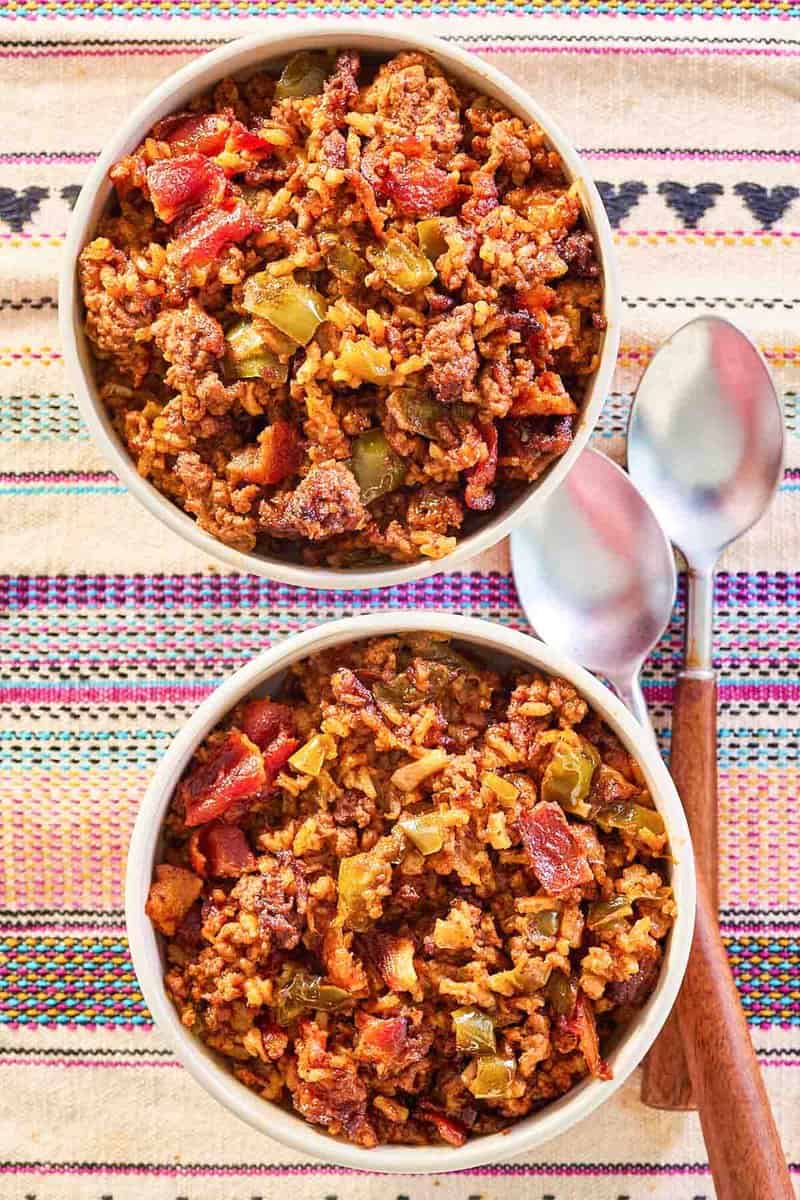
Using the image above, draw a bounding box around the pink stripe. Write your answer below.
[0,924,127,935]
[4,681,800,705]
[0,471,116,484]
[3,41,800,60]
[468,42,800,59]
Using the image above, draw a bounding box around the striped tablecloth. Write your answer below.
[1,5,798,1197]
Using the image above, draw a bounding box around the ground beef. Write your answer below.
[151,299,225,375]
[555,231,600,278]
[175,451,258,551]
[320,129,347,168]
[232,853,308,950]
[423,303,479,403]
[259,461,368,540]
[77,241,154,385]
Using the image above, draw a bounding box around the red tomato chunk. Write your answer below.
[146,154,228,224]
[189,822,256,877]
[181,729,266,826]
[174,200,260,266]
[517,801,593,896]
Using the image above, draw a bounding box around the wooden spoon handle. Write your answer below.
[672,672,719,910]
[677,871,793,1200]
[642,671,718,1109]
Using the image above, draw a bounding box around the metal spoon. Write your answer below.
[510,446,676,737]
[627,315,784,1109]
[510,321,790,1196]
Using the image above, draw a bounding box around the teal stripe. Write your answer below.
[0,394,87,442]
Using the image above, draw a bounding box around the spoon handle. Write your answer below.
[642,670,718,1109]
[676,871,794,1200]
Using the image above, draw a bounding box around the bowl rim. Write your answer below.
[59,20,621,590]
[125,612,695,1174]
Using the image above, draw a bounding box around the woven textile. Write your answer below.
[1,7,798,1198]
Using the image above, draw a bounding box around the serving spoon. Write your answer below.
[628,316,785,1110]
[510,446,792,1199]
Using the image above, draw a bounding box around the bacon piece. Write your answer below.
[355,1015,409,1066]
[292,1019,376,1146]
[330,667,373,709]
[418,1102,468,1147]
[228,421,303,487]
[189,822,255,877]
[557,992,611,1079]
[322,923,369,993]
[365,932,419,994]
[181,730,266,827]
[239,698,295,751]
[146,154,228,223]
[173,199,260,267]
[464,420,498,511]
[153,111,230,156]
[145,864,203,936]
[347,170,385,239]
[153,108,274,167]
[227,123,274,157]
[501,414,575,481]
[263,728,300,781]
[517,801,593,896]
[606,952,661,1008]
[383,160,459,218]
[173,902,203,951]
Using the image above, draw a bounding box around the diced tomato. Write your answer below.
[188,822,255,877]
[152,111,274,176]
[355,1015,408,1065]
[518,801,593,896]
[464,420,498,512]
[146,154,228,224]
[558,992,611,1080]
[227,122,275,157]
[173,199,260,266]
[229,421,303,487]
[153,111,230,157]
[239,698,295,750]
[418,1102,468,1147]
[181,729,266,827]
[263,728,300,782]
[383,161,459,218]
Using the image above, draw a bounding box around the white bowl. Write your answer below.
[59,22,621,591]
[126,612,695,1174]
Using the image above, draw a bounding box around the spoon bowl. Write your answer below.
[510,446,676,730]
[628,316,784,572]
